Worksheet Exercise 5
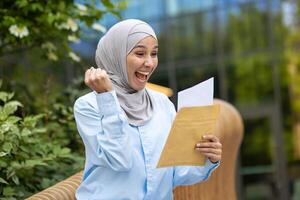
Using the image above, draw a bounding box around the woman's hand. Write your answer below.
[195,134,222,163]
[84,67,113,93]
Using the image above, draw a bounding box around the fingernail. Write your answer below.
[196,143,201,147]
[202,135,206,139]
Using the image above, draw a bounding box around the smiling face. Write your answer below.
[126,36,158,91]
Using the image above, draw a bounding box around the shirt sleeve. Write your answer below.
[74,90,133,172]
[172,159,220,188]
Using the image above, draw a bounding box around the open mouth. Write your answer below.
[135,71,150,82]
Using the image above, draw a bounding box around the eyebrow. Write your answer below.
[133,45,159,49]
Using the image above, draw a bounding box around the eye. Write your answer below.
[151,51,158,57]
[135,51,145,57]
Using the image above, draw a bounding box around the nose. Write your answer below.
[144,56,155,68]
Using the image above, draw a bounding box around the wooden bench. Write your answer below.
[26,99,243,200]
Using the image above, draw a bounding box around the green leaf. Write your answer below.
[9,125,19,136]
[46,13,56,24]
[12,175,19,185]
[41,42,57,51]
[6,116,21,124]
[110,10,122,19]
[33,128,47,133]
[41,178,53,188]
[52,145,60,155]
[0,93,5,102]
[2,16,16,26]
[0,132,4,141]
[15,0,28,8]
[0,160,8,168]
[21,128,32,137]
[3,186,15,196]
[0,152,8,157]
[0,92,9,102]
[3,101,23,116]
[117,1,127,10]
[19,145,30,153]
[60,147,71,155]
[6,166,16,179]
[5,101,23,108]
[30,3,43,12]
[58,1,66,11]
[3,142,13,153]
[7,93,15,101]
[22,115,43,128]
[25,159,48,168]
[0,177,8,184]
[102,0,114,9]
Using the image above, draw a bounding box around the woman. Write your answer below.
[74,19,222,200]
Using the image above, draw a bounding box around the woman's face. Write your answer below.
[126,36,158,91]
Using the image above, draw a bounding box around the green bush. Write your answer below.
[0,80,83,199]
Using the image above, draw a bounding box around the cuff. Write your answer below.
[94,90,121,116]
[202,159,220,181]
[205,159,220,168]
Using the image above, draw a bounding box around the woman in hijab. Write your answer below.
[74,19,222,199]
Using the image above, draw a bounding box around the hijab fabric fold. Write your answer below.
[95,19,157,126]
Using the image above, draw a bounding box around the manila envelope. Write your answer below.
[156,104,220,168]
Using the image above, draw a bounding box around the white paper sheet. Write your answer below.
[177,77,214,111]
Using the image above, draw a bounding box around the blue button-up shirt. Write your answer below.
[74,89,219,200]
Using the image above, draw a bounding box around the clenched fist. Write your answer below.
[84,67,113,93]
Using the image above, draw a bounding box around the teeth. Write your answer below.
[137,71,150,75]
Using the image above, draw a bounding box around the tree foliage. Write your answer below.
[0,80,84,199]
[0,0,125,61]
